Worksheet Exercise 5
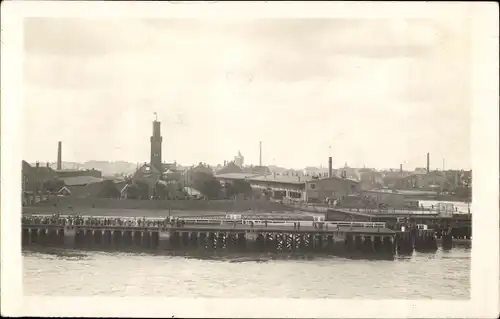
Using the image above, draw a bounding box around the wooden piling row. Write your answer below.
[22,225,399,258]
[395,229,438,254]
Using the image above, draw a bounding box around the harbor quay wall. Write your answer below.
[27,197,290,213]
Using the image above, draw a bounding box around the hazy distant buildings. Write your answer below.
[56,169,102,179]
[243,165,271,175]
[234,151,244,168]
[22,117,472,202]
[218,149,270,176]
[414,167,428,175]
[358,169,384,190]
[217,161,243,175]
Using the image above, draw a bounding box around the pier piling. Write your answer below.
[24,216,457,259]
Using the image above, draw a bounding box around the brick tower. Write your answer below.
[150,118,163,172]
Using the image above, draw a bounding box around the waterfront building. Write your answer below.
[22,161,57,205]
[215,172,360,203]
[304,176,360,203]
[59,178,119,198]
[359,189,406,209]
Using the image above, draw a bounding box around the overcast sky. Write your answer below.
[23,18,471,170]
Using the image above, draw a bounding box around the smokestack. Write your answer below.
[328,157,333,178]
[57,141,62,170]
[426,152,430,173]
[259,141,262,167]
[400,163,403,175]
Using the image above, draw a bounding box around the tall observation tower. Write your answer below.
[150,113,163,172]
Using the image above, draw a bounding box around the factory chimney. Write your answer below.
[400,163,403,175]
[57,141,62,170]
[328,157,333,178]
[259,141,262,167]
[426,152,430,173]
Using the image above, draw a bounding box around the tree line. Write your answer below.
[40,171,258,200]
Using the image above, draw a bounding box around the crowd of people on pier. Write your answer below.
[21,213,447,234]
[21,214,187,228]
[23,213,333,231]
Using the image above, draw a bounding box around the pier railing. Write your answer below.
[335,207,471,217]
[326,221,386,228]
[22,215,386,230]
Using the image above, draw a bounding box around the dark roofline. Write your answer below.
[56,168,100,173]
[361,189,403,195]
[306,176,360,184]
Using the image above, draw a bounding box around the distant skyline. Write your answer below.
[23,18,471,170]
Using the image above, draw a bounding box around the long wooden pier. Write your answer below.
[21,216,441,259]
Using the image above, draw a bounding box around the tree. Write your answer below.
[191,171,221,199]
[97,180,121,198]
[225,179,253,198]
[154,181,170,199]
[201,179,222,199]
[126,181,150,200]
[42,178,65,194]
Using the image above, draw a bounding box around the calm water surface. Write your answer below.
[23,247,470,299]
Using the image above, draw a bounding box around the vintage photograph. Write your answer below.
[2,1,498,318]
[21,16,473,298]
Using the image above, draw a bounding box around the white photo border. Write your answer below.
[1,1,498,318]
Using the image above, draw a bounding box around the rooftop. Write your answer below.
[215,173,359,185]
[55,169,97,173]
[216,162,244,175]
[249,174,313,185]
[215,173,261,180]
[62,176,104,186]
[368,189,438,196]
[306,176,360,184]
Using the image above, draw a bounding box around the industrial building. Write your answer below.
[216,156,360,203]
[305,176,360,203]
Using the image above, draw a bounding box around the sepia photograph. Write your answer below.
[1,1,498,318]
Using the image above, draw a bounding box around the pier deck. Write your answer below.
[21,214,444,258]
[23,223,395,235]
